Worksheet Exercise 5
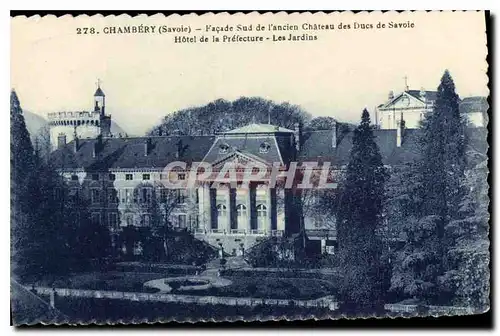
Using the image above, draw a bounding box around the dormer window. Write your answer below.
[259,142,271,153]
[219,143,230,154]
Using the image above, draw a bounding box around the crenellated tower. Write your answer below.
[48,82,112,151]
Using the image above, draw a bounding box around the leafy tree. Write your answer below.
[389,70,470,304]
[335,108,388,314]
[442,149,489,309]
[306,116,353,133]
[148,97,311,136]
[386,162,440,301]
[14,154,77,276]
[11,89,105,277]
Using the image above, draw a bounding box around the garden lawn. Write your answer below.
[26,273,338,300]
[181,276,338,300]
[27,272,166,293]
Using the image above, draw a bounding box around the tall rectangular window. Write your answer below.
[91,189,101,204]
[108,188,118,203]
[108,212,118,231]
[125,189,132,203]
[189,215,199,229]
[178,214,187,228]
[177,189,187,204]
[70,188,79,202]
[91,212,101,225]
[133,189,139,203]
[125,213,134,226]
[160,188,169,202]
[125,173,133,181]
[143,174,150,181]
[142,214,151,227]
[142,188,152,204]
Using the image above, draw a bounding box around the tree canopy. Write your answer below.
[336,109,389,314]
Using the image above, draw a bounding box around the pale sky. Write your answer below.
[11,12,488,135]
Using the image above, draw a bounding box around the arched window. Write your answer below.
[217,204,227,217]
[236,204,247,217]
[256,204,267,217]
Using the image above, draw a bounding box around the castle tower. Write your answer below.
[48,82,112,151]
[94,80,105,114]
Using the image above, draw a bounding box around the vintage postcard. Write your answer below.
[10,11,489,325]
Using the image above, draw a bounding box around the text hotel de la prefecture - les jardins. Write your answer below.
[77,21,417,43]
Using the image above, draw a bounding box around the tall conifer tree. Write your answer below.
[11,90,36,276]
[11,90,34,229]
[336,109,388,314]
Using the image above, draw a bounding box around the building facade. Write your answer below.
[376,88,487,129]
[49,86,488,256]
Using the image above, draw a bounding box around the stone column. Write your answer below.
[270,187,277,231]
[249,183,257,232]
[245,185,251,234]
[200,183,212,233]
[225,185,231,234]
[209,187,216,230]
[229,187,237,231]
[276,186,285,232]
[266,186,273,234]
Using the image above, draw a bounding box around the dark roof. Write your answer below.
[406,90,438,102]
[460,96,489,114]
[299,129,421,166]
[94,87,105,97]
[50,127,488,171]
[51,135,215,171]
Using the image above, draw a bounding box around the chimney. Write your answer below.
[93,135,103,157]
[73,136,79,153]
[176,139,183,159]
[144,138,152,156]
[332,120,337,148]
[294,122,301,151]
[57,133,67,149]
[419,87,426,102]
[388,90,394,100]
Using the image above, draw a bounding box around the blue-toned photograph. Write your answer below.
[10,11,489,325]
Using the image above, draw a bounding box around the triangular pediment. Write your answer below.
[381,92,426,110]
[211,150,270,169]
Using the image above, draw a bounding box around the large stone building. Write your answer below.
[376,88,487,129]
[49,86,488,256]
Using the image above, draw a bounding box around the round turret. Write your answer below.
[48,83,110,151]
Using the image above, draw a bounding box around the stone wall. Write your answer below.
[32,286,338,311]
